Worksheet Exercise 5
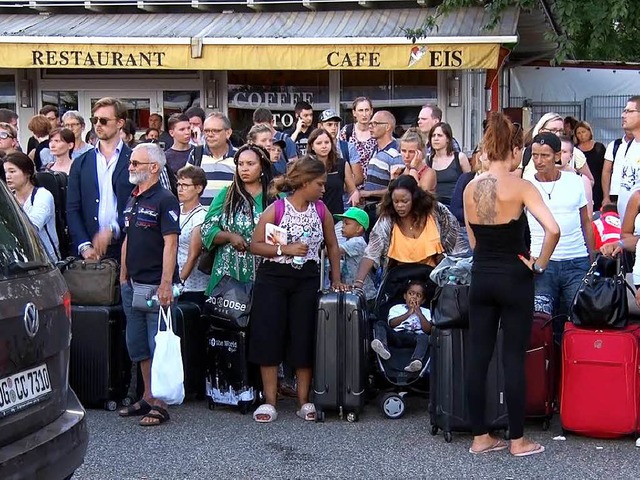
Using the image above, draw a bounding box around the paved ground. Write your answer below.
[74,396,639,479]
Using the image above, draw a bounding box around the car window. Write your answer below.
[0,181,50,279]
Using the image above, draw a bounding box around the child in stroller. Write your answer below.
[371,280,431,372]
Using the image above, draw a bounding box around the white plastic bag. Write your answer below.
[151,307,185,405]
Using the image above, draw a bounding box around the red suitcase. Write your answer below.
[560,323,640,438]
[525,312,555,429]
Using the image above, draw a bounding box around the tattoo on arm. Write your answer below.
[473,176,498,224]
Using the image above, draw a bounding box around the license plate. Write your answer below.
[0,364,52,418]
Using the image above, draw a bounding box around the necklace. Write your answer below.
[536,172,561,199]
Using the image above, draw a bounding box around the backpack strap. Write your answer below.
[346,123,354,140]
[314,200,326,222]
[612,138,623,159]
[30,187,60,259]
[192,145,204,167]
[522,146,532,169]
[274,198,285,225]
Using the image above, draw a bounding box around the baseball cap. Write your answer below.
[532,132,561,153]
[272,138,286,150]
[320,109,342,123]
[334,207,369,230]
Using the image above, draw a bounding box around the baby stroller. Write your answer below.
[371,263,437,419]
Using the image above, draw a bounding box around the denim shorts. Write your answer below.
[121,281,176,362]
[534,256,590,319]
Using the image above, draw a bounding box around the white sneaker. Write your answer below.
[371,339,391,360]
[404,359,422,372]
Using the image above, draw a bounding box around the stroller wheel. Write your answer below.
[380,392,405,419]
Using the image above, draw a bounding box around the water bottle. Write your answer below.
[446,275,458,285]
[293,232,310,266]
[146,284,182,308]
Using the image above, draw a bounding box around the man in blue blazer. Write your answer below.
[67,97,134,261]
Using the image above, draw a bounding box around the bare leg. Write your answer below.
[261,365,279,407]
[140,358,152,400]
[295,368,312,407]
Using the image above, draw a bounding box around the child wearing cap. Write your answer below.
[334,207,377,305]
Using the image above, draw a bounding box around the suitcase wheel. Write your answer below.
[444,431,453,443]
[430,425,439,436]
[121,397,133,407]
[207,398,215,411]
[380,393,405,420]
[105,400,118,412]
[346,412,358,423]
[315,410,325,423]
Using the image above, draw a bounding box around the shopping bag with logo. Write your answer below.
[151,307,185,405]
[204,275,253,329]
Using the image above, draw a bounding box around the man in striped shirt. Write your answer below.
[187,112,237,206]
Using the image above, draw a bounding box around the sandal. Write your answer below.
[139,406,170,426]
[296,402,316,421]
[469,439,508,455]
[511,443,545,457]
[119,399,151,417]
[253,404,278,423]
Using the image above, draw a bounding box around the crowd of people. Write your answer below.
[1,93,639,455]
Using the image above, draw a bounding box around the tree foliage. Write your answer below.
[404,0,640,63]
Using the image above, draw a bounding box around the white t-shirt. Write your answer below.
[387,304,431,334]
[178,204,209,292]
[616,139,640,218]
[23,187,59,262]
[604,137,631,196]
[527,171,588,261]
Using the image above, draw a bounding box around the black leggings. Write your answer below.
[466,269,534,440]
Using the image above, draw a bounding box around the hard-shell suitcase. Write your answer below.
[173,302,206,399]
[560,323,640,438]
[429,327,509,442]
[525,312,555,428]
[69,305,133,410]
[313,290,368,423]
[205,326,256,414]
[35,170,70,258]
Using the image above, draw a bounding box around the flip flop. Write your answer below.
[296,402,316,421]
[253,404,278,423]
[119,399,151,417]
[139,406,170,426]
[512,444,545,457]
[469,439,508,455]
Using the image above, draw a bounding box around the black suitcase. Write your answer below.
[313,290,368,423]
[205,326,257,414]
[69,305,134,410]
[429,327,509,442]
[35,170,70,258]
[173,302,207,400]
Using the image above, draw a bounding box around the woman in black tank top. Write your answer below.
[463,114,560,457]
[428,122,471,207]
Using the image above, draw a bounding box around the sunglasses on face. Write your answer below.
[0,131,14,140]
[90,116,116,126]
[129,160,154,168]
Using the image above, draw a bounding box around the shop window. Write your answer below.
[163,91,201,121]
[42,91,78,115]
[0,75,16,111]
[228,71,330,135]
[89,96,150,131]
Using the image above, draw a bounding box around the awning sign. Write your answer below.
[1,42,500,70]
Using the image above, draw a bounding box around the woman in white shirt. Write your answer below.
[3,152,59,261]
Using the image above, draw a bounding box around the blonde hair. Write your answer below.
[400,127,425,151]
[524,112,562,146]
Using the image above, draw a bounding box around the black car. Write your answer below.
[0,178,88,479]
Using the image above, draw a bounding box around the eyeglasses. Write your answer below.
[203,128,226,135]
[623,109,639,114]
[540,127,564,135]
[368,121,388,127]
[0,131,14,140]
[177,182,195,189]
[129,160,154,168]
[90,116,116,126]
[64,122,81,128]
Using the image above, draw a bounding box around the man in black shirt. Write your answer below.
[118,142,181,426]
[164,113,193,174]
[285,101,314,157]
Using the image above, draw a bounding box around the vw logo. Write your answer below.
[24,302,39,339]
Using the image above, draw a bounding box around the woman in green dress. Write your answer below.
[201,144,277,294]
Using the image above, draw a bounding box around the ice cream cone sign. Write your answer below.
[408,46,427,67]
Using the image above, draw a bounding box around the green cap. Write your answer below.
[334,207,370,230]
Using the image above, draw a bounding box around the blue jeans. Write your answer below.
[534,256,590,337]
[121,281,176,362]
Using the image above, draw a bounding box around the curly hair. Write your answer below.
[378,175,436,224]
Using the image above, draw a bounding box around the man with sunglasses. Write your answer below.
[67,97,134,261]
[0,122,18,183]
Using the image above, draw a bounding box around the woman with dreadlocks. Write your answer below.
[200,144,277,295]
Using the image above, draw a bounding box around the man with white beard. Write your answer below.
[118,142,181,427]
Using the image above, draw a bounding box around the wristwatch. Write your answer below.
[532,263,545,275]
[276,244,282,256]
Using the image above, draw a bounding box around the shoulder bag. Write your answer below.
[63,257,120,305]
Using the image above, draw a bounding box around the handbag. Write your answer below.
[204,275,253,329]
[63,257,119,305]
[570,256,632,329]
[430,283,470,328]
[151,307,185,405]
[197,247,215,275]
[131,281,160,312]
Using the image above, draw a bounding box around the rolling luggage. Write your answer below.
[69,305,134,410]
[525,312,555,428]
[429,327,509,442]
[313,290,368,423]
[560,323,640,438]
[205,326,257,414]
[35,170,70,258]
[173,302,207,399]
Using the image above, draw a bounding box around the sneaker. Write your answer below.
[371,339,391,360]
[404,359,422,372]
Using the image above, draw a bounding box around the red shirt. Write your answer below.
[592,211,621,250]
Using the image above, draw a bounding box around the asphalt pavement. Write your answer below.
[74,396,639,479]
